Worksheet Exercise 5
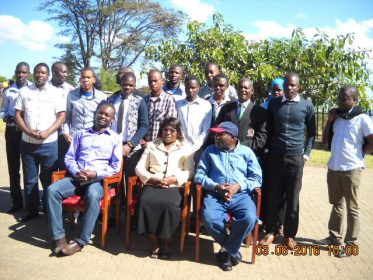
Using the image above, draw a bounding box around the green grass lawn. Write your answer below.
[310,148,373,169]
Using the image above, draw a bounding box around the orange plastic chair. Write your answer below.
[194,184,261,263]
[51,162,123,249]
[125,176,191,255]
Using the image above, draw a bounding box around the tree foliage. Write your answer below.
[145,14,372,108]
[40,0,185,71]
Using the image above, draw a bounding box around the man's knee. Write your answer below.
[85,184,103,202]
[239,209,257,227]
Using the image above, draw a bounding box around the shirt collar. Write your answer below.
[281,94,300,103]
[150,91,166,101]
[87,126,112,135]
[208,93,230,104]
[237,100,251,107]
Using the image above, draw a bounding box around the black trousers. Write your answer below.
[265,154,304,238]
[57,134,70,170]
[123,149,143,199]
[5,125,23,206]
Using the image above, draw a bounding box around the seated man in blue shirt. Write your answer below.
[195,121,262,271]
[46,102,122,256]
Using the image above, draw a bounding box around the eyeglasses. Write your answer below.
[162,128,177,133]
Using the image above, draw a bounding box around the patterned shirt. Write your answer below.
[144,91,177,141]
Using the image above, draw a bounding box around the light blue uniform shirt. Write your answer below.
[195,142,262,192]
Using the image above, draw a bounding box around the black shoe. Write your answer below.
[230,252,242,266]
[336,248,351,258]
[20,211,39,222]
[216,250,232,271]
[7,204,23,214]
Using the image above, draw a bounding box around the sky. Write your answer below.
[1,0,373,86]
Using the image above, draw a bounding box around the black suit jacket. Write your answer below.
[215,101,267,156]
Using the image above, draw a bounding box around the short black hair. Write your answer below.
[213,73,229,84]
[340,85,359,101]
[15,62,30,72]
[120,72,136,83]
[34,62,50,74]
[185,74,200,86]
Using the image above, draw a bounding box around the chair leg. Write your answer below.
[251,224,259,264]
[195,210,200,262]
[101,207,108,249]
[115,201,121,235]
[125,208,131,249]
[246,233,252,247]
[180,218,187,255]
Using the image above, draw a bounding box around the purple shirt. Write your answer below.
[65,127,122,178]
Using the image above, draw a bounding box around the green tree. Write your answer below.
[99,68,118,93]
[40,0,185,71]
[145,14,372,108]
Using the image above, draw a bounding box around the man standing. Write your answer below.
[260,72,316,249]
[50,61,75,169]
[319,86,373,256]
[0,62,32,213]
[47,103,122,256]
[63,68,107,144]
[208,74,236,124]
[163,64,186,101]
[176,75,212,155]
[199,63,237,100]
[215,77,267,159]
[144,69,177,142]
[15,63,66,221]
[108,72,149,196]
[195,122,262,271]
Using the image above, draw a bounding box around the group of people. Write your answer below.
[1,60,372,271]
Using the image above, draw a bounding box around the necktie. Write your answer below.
[117,98,126,134]
[237,103,245,120]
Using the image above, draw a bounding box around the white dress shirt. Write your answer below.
[176,96,212,152]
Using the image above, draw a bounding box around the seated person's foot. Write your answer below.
[284,237,297,250]
[7,204,23,214]
[149,247,160,259]
[53,237,67,254]
[20,211,39,222]
[230,251,242,266]
[61,241,83,256]
[259,233,276,246]
[216,249,232,271]
[159,240,172,259]
[317,236,342,246]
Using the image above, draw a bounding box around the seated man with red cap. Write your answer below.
[195,121,262,271]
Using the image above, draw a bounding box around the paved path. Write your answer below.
[0,136,372,280]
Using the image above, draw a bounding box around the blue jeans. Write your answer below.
[46,177,103,246]
[21,141,57,213]
[201,191,257,256]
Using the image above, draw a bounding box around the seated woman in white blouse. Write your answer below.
[135,117,194,259]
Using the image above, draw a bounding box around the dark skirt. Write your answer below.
[137,185,182,239]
